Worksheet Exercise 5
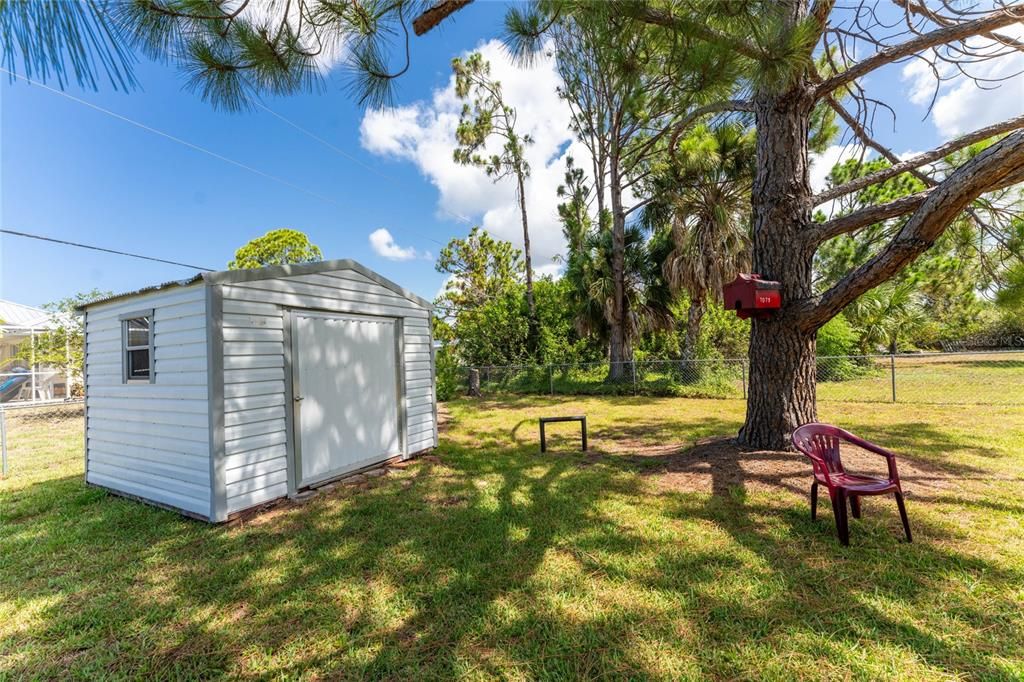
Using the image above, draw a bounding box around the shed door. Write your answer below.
[293,312,401,486]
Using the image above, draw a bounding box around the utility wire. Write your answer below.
[253,101,399,184]
[3,67,453,252]
[0,67,342,206]
[0,228,215,271]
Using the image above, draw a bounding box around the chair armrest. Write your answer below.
[844,432,897,459]
[843,432,901,483]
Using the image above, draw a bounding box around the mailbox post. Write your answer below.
[723,274,782,320]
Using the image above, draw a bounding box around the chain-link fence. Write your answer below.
[0,399,84,481]
[468,358,747,399]
[463,350,1024,405]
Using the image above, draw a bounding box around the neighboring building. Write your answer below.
[0,299,68,402]
[77,259,438,522]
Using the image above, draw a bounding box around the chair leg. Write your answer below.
[810,481,818,520]
[831,490,850,546]
[895,492,912,543]
[849,494,861,519]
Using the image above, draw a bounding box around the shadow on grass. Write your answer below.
[2,412,1023,678]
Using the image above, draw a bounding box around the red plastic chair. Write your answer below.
[792,423,912,546]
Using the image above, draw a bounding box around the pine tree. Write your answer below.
[451,52,539,353]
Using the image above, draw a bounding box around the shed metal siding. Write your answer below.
[84,284,211,517]
[218,267,436,513]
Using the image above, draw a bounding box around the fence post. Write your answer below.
[890,352,897,403]
[30,328,38,402]
[549,364,554,396]
[631,361,637,396]
[1,408,7,479]
[741,359,747,400]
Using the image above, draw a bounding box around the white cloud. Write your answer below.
[360,39,582,270]
[433,274,454,303]
[901,25,1024,139]
[534,262,563,280]
[809,144,869,194]
[368,228,424,261]
[809,144,871,219]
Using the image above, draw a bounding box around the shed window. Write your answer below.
[122,314,154,383]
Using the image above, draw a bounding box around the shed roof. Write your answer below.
[0,299,61,331]
[77,259,433,311]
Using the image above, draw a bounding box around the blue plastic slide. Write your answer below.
[0,367,30,403]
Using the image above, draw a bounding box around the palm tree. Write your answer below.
[563,213,674,378]
[845,280,927,354]
[643,123,756,360]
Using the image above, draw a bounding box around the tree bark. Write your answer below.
[742,317,818,449]
[607,149,629,380]
[682,294,704,361]
[738,66,819,449]
[516,168,539,354]
[412,0,474,35]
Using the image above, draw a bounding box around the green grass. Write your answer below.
[2,397,1024,679]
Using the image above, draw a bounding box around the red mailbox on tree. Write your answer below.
[723,273,782,319]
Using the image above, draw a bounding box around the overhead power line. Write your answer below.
[3,66,455,252]
[0,228,215,271]
[0,67,342,206]
[255,101,398,183]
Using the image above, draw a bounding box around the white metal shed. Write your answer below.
[78,259,437,522]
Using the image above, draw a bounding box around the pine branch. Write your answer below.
[630,5,765,61]
[816,5,1024,97]
[814,163,1024,243]
[822,94,1023,251]
[813,189,934,242]
[809,0,836,35]
[891,0,1024,53]
[412,0,473,36]
[817,106,1024,205]
[802,130,1024,328]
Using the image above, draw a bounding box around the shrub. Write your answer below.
[817,314,861,381]
[435,345,464,401]
[699,301,750,359]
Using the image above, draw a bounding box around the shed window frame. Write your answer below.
[119,309,155,384]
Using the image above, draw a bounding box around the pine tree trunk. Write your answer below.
[607,155,628,381]
[517,169,539,354]
[741,319,817,449]
[738,62,819,449]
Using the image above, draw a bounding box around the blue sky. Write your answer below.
[2,2,1021,308]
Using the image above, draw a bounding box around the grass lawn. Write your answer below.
[2,397,1023,679]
